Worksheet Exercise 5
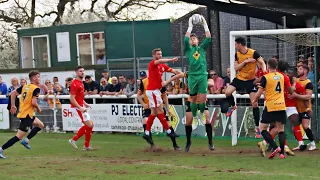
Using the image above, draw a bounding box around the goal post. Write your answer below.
[229,27,320,146]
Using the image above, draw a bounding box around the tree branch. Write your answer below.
[13,0,30,19]
[36,11,58,18]
[0,10,24,24]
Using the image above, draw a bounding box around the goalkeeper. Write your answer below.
[184,15,211,123]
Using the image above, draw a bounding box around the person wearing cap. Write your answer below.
[124,75,137,97]
[102,70,112,84]
[139,71,147,80]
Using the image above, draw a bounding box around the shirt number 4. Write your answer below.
[275,82,281,93]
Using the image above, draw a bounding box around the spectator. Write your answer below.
[99,78,109,95]
[223,68,231,93]
[124,75,137,97]
[20,78,27,86]
[65,77,73,93]
[172,75,183,94]
[209,70,224,94]
[102,69,112,84]
[45,79,51,87]
[119,75,127,92]
[53,77,59,84]
[0,76,8,104]
[84,75,99,95]
[140,71,147,80]
[38,83,49,108]
[166,82,174,94]
[308,57,315,86]
[137,79,141,88]
[106,77,122,95]
[45,83,61,109]
[96,49,106,64]
[54,84,68,106]
[7,77,20,111]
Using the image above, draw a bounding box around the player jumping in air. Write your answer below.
[0,70,44,159]
[143,48,181,148]
[225,37,266,138]
[253,59,293,159]
[184,14,212,126]
[69,66,94,151]
[137,75,181,150]
[290,65,316,151]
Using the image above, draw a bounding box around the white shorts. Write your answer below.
[146,89,163,108]
[286,107,298,118]
[71,108,91,122]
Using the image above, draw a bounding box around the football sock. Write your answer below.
[261,130,278,149]
[293,125,303,142]
[2,136,20,150]
[190,103,198,117]
[73,125,87,141]
[146,115,156,132]
[278,132,286,154]
[84,127,93,148]
[158,113,170,131]
[205,124,213,144]
[226,94,235,107]
[185,125,192,143]
[253,107,260,127]
[26,127,42,140]
[199,103,206,114]
[304,128,315,142]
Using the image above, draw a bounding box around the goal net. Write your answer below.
[229,28,320,146]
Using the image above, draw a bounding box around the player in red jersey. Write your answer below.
[68,66,94,151]
[143,48,181,148]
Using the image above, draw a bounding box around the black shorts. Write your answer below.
[185,101,208,112]
[142,109,151,118]
[142,108,169,121]
[261,107,286,124]
[230,78,255,94]
[19,115,35,132]
[299,112,310,122]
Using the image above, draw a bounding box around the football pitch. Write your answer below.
[0,132,319,180]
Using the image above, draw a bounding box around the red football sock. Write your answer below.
[146,115,156,131]
[157,113,169,130]
[293,125,303,142]
[84,126,93,148]
[72,125,87,141]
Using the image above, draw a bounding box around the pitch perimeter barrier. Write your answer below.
[0,94,318,142]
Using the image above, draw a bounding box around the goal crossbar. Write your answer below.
[230,27,320,36]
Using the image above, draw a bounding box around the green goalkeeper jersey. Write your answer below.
[184,36,211,76]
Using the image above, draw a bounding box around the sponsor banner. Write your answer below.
[0,104,10,129]
[62,104,163,133]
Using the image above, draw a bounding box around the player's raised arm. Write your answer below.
[201,15,211,38]
[154,57,178,65]
[185,16,193,38]
[162,72,185,87]
[254,51,266,72]
[234,54,255,72]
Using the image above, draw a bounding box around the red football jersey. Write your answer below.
[147,60,172,90]
[256,67,264,78]
[70,79,85,108]
[285,82,306,107]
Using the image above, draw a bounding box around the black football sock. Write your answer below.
[278,132,286,154]
[2,136,20,150]
[205,124,213,144]
[185,125,192,143]
[304,128,315,142]
[143,124,146,132]
[253,107,260,127]
[261,130,278,149]
[170,126,175,133]
[226,94,235,107]
[27,127,42,140]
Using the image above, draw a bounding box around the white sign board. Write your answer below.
[0,70,95,85]
[0,104,10,129]
[56,32,71,62]
[62,104,163,133]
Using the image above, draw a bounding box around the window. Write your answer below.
[77,32,106,66]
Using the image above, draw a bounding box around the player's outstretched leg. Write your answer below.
[143,112,156,148]
[69,125,87,149]
[0,128,29,159]
[83,120,94,151]
[260,126,280,159]
[185,108,193,152]
[21,118,44,149]
[225,86,237,117]
[204,109,214,151]
[302,118,316,151]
